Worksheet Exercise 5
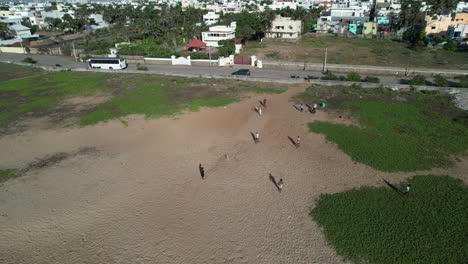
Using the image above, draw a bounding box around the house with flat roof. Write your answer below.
[265,15,302,39]
[201,22,236,47]
[203,12,219,26]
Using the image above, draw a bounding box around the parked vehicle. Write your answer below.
[87,57,127,70]
[232,69,251,76]
[304,75,319,81]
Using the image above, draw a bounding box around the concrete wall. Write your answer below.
[262,60,468,77]
[0,47,26,54]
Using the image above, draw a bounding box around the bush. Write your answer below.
[118,37,176,58]
[266,51,279,58]
[409,75,426,86]
[218,39,235,57]
[324,71,339,80]
[454,75,468,88]
[346,72,361,82]
[445,40,458,51]
[136,63,148,71]
[365,76,380,83]
[22,57,37,64]
[311,175,468,264]
[433,74,448,87]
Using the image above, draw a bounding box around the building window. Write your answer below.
[431,26,436,29]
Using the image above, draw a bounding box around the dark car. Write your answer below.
[232,69,251,76]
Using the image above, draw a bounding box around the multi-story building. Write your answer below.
[425,15,452,35]
[202,22,236,47]
[265,15,302,39]
[203,12,220,26]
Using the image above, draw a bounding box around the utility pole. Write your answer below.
[208,45,212,75]
[72,41,77,61]
[322,47,328,74]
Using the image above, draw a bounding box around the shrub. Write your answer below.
[324,71,339,80]
[433,74,448,87]
[346,72,361,82]
[445,40,458,51]
[22,57,37,64]
[409,75,426,86]
[218,39,235,57]
[311,175,468,264]
[136,63,148,71]
[454,75,468,88]
[365,76,380,83]
[266,51,279,58]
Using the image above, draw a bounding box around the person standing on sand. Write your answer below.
[278,179,284,191]
[296,136,301,147]
[300,103,304,112]
[258,106,263,116]
[263,98,267,107]
[255,131,260,143]
[199,164,205,179]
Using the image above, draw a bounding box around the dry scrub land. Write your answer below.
[0,64,467,264]
[242,35,468,70]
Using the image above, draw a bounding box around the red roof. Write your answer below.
[185,39,207,48]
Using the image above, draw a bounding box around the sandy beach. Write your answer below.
[0,87,466,264]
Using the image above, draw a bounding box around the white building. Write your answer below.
[202,21,236,47]
[265,15,302,39]
[203,12,219,26]
[456,2,468,12]
[267,0,298,10]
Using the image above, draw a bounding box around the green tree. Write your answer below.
[218,39,235,56]
[0,22,14,40]
[399,0,425,47]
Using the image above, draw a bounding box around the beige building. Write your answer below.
[425,15,452,35]
[451,13,468,26]
[0,10,15,18]
[363,22,377,35]
[265,15,302,39]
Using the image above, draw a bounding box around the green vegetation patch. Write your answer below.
[0,63,288,131]
[297,85,468,172]
[0,62,43,82]
[0,169,18,182]
[309,101,468,171]
[311,175,468,264]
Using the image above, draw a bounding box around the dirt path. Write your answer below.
[0,87,466,264]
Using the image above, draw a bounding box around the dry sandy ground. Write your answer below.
[0,87,467,264]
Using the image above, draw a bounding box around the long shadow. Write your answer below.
[259,100,266,107]
[383,179,404,195]
[306,104,316,114]
[269,173,281,192]
[293,104,302,112]
[252,107,259,114]
[287,136,297,147]
[250,132,257,143]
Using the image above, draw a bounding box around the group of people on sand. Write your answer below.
[200,97,325,192]
[298,101,326,114]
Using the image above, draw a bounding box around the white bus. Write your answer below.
[87,57,127,70]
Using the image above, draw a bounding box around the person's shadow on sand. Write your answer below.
[269,173,281,192]
[250,132,258,143]
[383,179,404,195]
[287,136,297,147]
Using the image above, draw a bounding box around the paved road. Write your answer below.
[1,53,467,110]
[0,53,401,84]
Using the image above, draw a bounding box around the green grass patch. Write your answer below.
[0,63,288,131]
[0,169,18,182]
[311,175,468,264]
[0,62,43,82]
[309,101,468,171]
